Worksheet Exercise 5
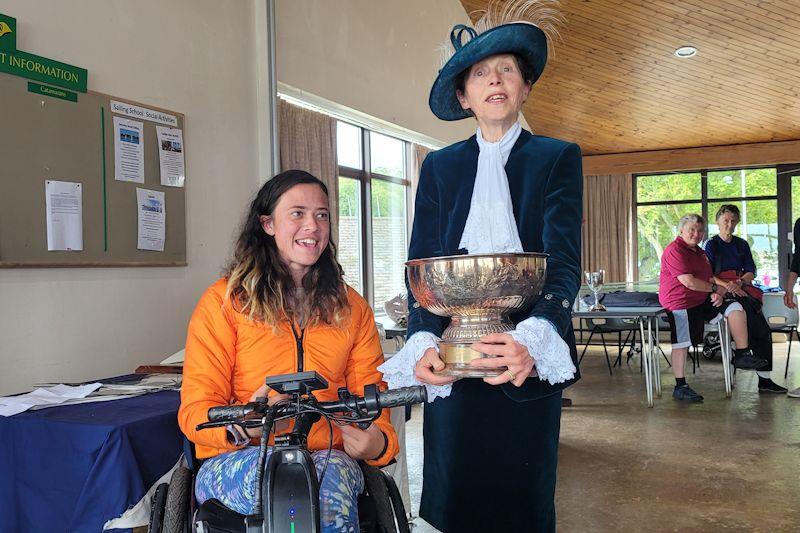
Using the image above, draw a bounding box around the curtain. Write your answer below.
[581,173,633,283]
[278,99,339,244]
[410,143,432,220]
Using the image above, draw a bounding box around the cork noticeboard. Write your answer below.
[0,73,187,267]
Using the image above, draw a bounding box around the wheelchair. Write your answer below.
[148,445,411,533]
[149,372,423,533]
[702,331,722,360]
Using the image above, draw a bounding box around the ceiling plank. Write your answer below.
[583,139,800,175]
[459,0,800,155]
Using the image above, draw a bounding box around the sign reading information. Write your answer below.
[0,13,88,93]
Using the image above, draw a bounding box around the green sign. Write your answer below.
[0,49,87,92]
[28,81,78,102]
[0,13,15,52]
[0,13,87,92]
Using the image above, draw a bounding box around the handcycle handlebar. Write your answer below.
[206,404,253,423]
[371,384,427,409]
[198,383,426,430]
[191,372,425,531]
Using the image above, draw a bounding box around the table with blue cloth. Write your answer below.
[0,390,182,533]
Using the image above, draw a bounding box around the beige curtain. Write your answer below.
[278,99,339,243]
[410,143,432,220]
[581,173,633,283]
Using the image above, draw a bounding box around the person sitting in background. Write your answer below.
[782,216,800,398]
[704,205,757,294]
[705,204,786,393]
[659,214,766,402]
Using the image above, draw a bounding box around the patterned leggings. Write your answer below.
[195,447,364,533]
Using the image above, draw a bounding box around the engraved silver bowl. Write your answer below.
[406,252,548,377]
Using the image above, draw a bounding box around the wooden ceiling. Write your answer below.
[460,0,800,155]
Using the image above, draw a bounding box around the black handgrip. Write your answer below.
[208,404,250,422]
[376,386,427,409]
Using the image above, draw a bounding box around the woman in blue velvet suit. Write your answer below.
[379,6,583,532]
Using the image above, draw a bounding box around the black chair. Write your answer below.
[762,292,798,379]
[578,317,639,375]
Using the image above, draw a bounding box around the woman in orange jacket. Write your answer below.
[178,170,397,531]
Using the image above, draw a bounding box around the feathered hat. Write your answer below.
[428,0,562,121]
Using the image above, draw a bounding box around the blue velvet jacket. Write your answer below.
[406,129,583,401]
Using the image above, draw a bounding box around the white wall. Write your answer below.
[0,1,268,394]
[276,0,476,145]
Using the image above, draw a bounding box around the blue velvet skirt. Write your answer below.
[420,379,563,533]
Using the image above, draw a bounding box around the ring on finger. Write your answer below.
[505,369,517,381]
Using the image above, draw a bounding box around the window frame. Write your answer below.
[633,166,783,283]
[338,122,411,309]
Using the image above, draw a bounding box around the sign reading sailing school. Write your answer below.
[0,13,88,93]
[110,100,178,127]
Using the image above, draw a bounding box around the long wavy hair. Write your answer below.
[224,170,350,328]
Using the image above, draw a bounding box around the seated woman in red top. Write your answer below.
[659,214,766,402]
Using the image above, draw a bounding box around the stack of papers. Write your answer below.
[0,383,102,417]
[0,375,182,417]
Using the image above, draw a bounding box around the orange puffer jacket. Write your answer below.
[178,279,398,466]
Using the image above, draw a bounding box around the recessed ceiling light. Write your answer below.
[674,46,697,58]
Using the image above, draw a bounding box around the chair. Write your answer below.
[578,317,639,375]
[655,314,673,369]
[688,323,719,374]
[716,316,736,397]
[656,314,708,378]
[761,292,798,379]
[634,314,671,374]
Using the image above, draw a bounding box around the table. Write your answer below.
[0,390,182,532]
[573,307,667,407]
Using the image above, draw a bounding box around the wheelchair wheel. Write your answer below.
[380,470,410,533]
[162,466,191,533]
[360,466,391,532]
[359,463,411,533]
[703,332,721,360]
[148,483,169,533]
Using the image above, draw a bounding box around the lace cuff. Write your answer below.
[377,332,453,402]
[509,317,576,385]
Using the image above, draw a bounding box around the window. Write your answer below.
[337,177,363,293]
[337,122,410,309]
[635,168,779,287]
[635,173,701,282]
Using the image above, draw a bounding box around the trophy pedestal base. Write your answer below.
[433,342,506,378]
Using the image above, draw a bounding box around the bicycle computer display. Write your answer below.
[265,371,329,395]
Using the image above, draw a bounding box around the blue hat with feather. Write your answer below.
[429,0,562,121]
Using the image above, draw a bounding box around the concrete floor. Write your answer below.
[405,342,800,532]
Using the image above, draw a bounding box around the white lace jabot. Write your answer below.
[459,122,524,254]
[378,123,576,401]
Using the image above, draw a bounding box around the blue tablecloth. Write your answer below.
[0,390,182,533]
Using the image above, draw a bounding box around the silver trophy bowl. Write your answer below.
[584,270,606,311]
[406,252,548,377]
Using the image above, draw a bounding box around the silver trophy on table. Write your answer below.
[584,269,606,311]
[406,252,547,378]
